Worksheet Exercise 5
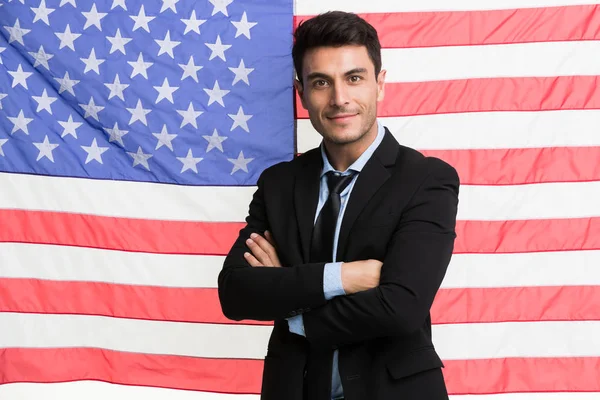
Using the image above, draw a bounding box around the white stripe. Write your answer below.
[382,41,600,83]
[0,243,223,288]
[3,313,600,360]
[296,110,600,152]
[3,244,597,289]
[296,0,599,14]
[2,382,599,400]
[443,250,600,288]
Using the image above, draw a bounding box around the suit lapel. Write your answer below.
[294,148,323,262]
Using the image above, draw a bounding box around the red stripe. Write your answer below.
[421,147,600,185]
[295,5,600,48]
[2,278,598,325]
[294,76,600,119]
[1,348,599,394]
[1,210,599,254]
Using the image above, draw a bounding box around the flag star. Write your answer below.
[203,128,227,152]
[152,124,177,151]
[205,35,231,61]
[32,88,58,114]
[231,12,257,39]
[228,106,253,132]
[155,31,180,58]
[33,135,59,162]
[107,28,132,55]
[203,80,229,107]
[228,150,253,174]
[128,52,153,79]
[55,24,81,51]
[177,149,203,173]
[209,0,233,16]
[28,45,54,70]
[176,102,203,128]
[127,99,151,126]
[31,0,55,26]
[153,77,179,104]
[58,114,82,138]
[82,4,107,31]
[104,122,128,146]
[53,71,80,96]
[130,5,155,32]
[0,93,7,109]
[8,110,33,135]
[181,10,206,35]
[80,48,105,74]
[79,96,105,121]
[111,0,126,10]
[104,74,130,101]
[127,146,152,170]
[179,55,202,82]
[81,138,109,164]
[160,0,179,13]
[0,139,8,156]
[8,64,33,89]
[229,59,254,86]
[0,47,5,64]
[59,0,76,7]
[4,19,31,45]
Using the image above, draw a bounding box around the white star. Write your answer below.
[0,93,7,109]
[205,35,231,61]
[104,122,128,146]
[203,80,229,107]
[128,52,153,79]
[228,150,253,174]
[81,138,109,164]
[28,45,54,70]
[153,77,179,104]
[229,59,254,86]
[179,55,202,82]
[53,71,80,96]
[127,146,152,170]
[55,24,81,51]
[59,0,76,7]
[130,5,155,32]
[104,74,129,101]
[181,10,206,35]
[8,64,33,89]
[32,88,58,114]
[0,139,8,157]
[228,106,253,132]
[80,48,105,74]
[231,12,257,39]
[177,149,203,173]
[4,19,31,45]
[152,124,177,151]
[203,128,227,152]
[107,28,132,54]
[31,0,55,25]
[155,31,180,58]
[160,0,179,13]
[209,0,233,16]
[127,99,151,126]
[79,97,105,121]
[111,0,126,10]
[33,135,59,162]
[0,47,5,64]
[7,110,33,135]
[58,114,82,138]
[176,102,203,128]
[82,4,107,31]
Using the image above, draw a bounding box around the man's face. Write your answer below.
[295,45,386,146]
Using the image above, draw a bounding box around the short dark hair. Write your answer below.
[292,11,382,85]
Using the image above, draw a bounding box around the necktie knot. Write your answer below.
[326,171,355,195]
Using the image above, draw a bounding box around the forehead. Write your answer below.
[302,45,373,77]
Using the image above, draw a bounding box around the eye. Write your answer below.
[313,79,328,88]
[349,75,362,83]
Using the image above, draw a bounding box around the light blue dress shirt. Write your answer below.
[287,121,386,399]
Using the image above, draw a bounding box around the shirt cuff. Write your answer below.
[323,262,346,300]
[287,314,305,336]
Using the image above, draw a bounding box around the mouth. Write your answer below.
[327,113,358,122]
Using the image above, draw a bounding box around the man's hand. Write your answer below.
[244,231,282,267]
[341,259,383,294]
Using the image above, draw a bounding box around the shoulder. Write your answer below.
[256,148,320,184]
[394,144,460,190]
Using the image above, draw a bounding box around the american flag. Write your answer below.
[1,0,599,398]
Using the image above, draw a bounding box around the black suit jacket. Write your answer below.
[218,128,460,400]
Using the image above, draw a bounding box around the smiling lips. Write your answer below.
[328,113,357,122]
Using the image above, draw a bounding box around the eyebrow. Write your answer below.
[306,68,368,81]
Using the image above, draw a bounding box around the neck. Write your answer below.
[323,122,378,171]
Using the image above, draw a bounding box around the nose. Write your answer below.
[329,83,350,107]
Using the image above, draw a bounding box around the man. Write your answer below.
[218,11,459,400]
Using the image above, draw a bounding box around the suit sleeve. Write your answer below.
[302,158,460,347]
[217,166,329,322]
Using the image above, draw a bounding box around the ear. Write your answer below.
[376,69,386,102]
[294,79,307,109]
